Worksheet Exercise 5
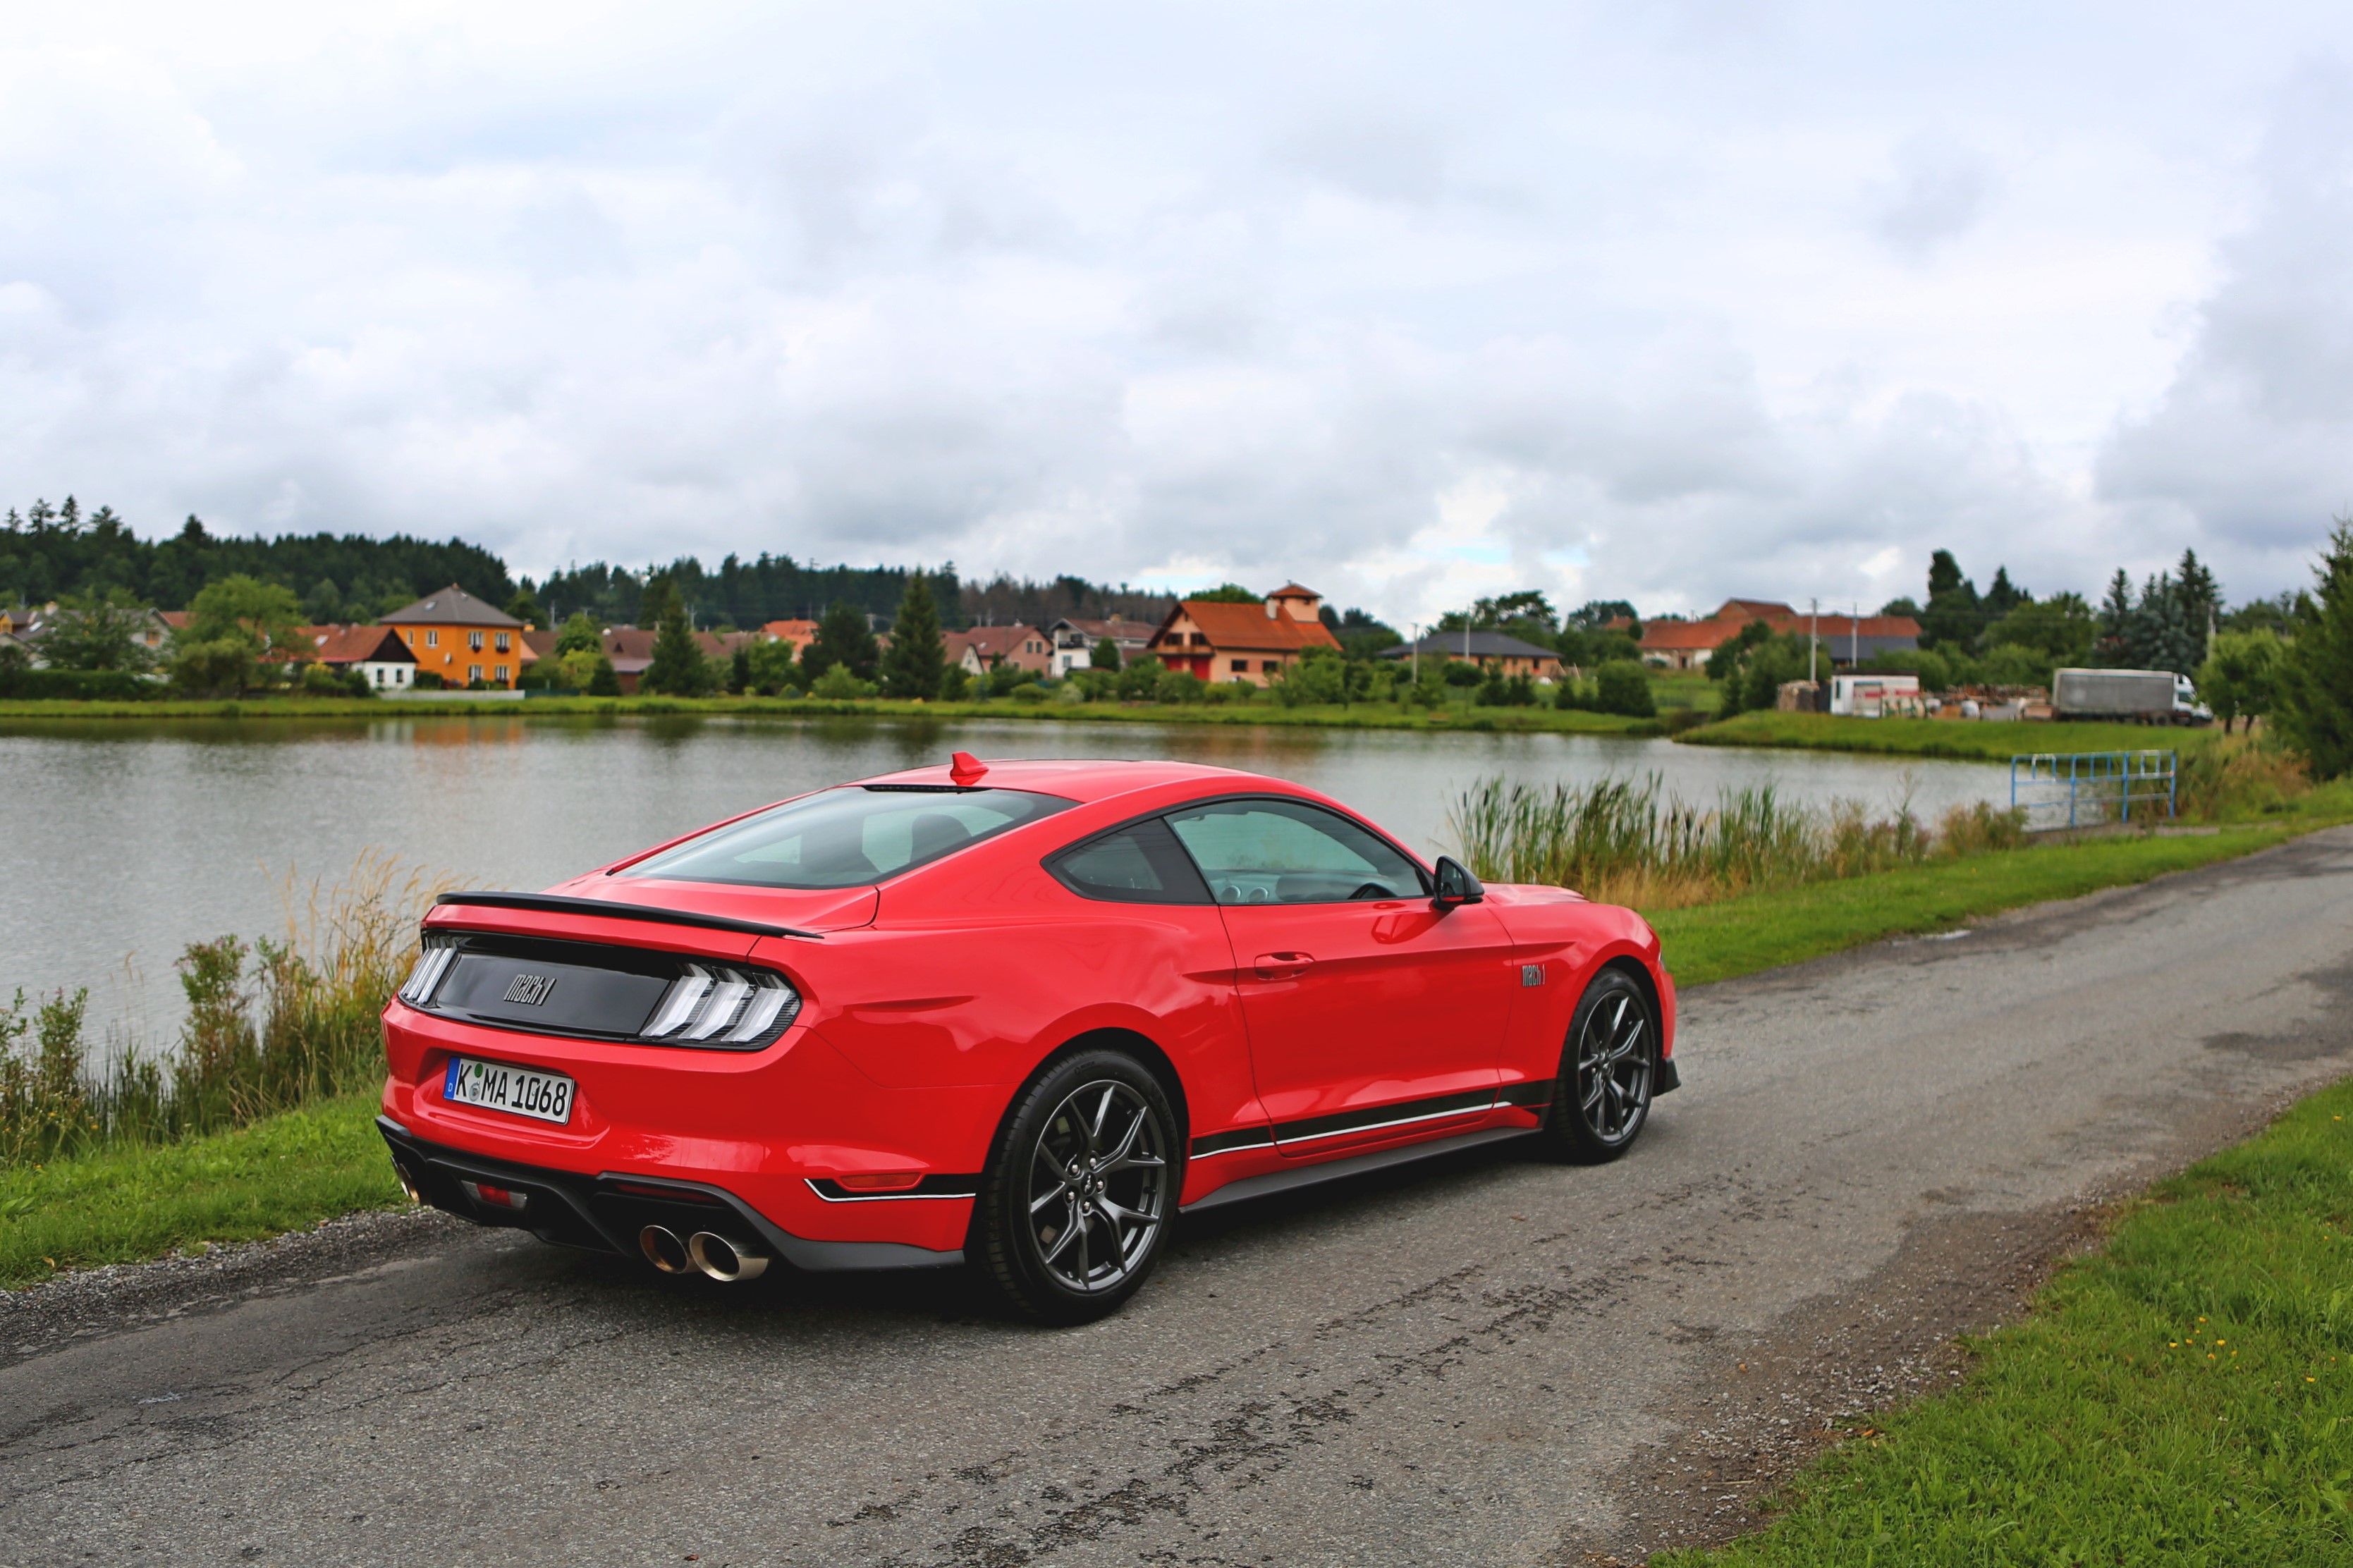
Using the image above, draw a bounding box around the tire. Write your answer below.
[1541,967,1658,1164]
[972,1048,1181,1324]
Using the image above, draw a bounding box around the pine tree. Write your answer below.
[1921,549,1982,649]
[2276,518,2353,780]
[2175,548,2220,654]
[2096,570,2134,663]
[1092,637,1123,673]
[642,580,709,696]
[809,600,879,682]
[880,575,946,699]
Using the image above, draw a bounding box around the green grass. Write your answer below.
[0,1091,398,1287]
[1646,824,2299,987]
[1678,709,2218,761]
[0,692,1656,734]
[1658,1077,2353,1567]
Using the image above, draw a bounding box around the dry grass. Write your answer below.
[1450,773,2028,909]
[0,850,456,1166]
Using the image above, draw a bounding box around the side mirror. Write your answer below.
[1432,856,1484,909]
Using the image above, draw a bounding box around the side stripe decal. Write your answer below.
[1188,1079,1556,1159]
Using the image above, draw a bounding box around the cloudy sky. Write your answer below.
[3,1,2350,626]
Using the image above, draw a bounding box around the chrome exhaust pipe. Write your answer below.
[687,1232,769,1282]
[392,1162,424,1205]
[637,1224,693,1275]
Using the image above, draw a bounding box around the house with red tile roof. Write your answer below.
[944,625,1052,677]
[1147,584,1340,687]
[300,624,418,690]
[1637,599,1921,671]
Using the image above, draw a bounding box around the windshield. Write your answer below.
[623,786,1074,890]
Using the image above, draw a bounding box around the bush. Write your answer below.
[1441,659,1481,687]
[1155,669,1206,703]
[1010,682,1050,704]
[1593,662,1656,717]
[412,669,445,690]
[1114,661,1163,701]
[811,663,874,699]
[0,666,160,701]
[937,665,972,702]
[585,659,621,697]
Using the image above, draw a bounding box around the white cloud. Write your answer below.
[1,1,2350,624]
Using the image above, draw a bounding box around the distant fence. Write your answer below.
[2009,750,2177,831]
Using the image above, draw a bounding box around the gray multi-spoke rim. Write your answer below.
[1575,992,1652,1144]
[1026,1079,1170,1294]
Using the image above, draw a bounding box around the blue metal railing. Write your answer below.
[2010,750,2177,831]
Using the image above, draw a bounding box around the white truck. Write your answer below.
[2051,668,2211,725]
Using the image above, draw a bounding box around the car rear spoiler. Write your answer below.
[431,891,824,941]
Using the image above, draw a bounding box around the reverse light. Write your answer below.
[459,1180,529,1211]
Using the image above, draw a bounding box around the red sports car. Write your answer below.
[378,754,1677,1322]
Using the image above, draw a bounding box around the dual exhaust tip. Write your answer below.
[638,1224,769,1282]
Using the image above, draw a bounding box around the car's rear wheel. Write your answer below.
[1541,968,1656,1163]
[972,1049,1180,1324]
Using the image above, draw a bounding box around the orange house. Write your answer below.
[381,584,527,689]
[1148,583,1341,687]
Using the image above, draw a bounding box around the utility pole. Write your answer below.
[1410,623,1419,685]
[1809,597,1818,684]
[1850,601,1859,668]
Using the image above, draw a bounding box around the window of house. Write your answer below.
[1262,660,1280,673]
[469,631,484,651]
[495,632,511,652]
[495,665,510,683]
[425,630,438,647]
[468,664,482,682]
[1230,659,1247,673]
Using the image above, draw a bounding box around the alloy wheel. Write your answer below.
[1574,990,1652,1144]
[1025,1079,1171,1294]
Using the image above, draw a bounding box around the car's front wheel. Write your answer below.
[972,1049,1180,1323]
[1541,968,1657,1163]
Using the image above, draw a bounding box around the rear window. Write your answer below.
[623,786,1074,890]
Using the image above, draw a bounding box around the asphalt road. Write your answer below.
[8,826,2353,1568]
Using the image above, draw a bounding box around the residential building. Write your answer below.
[300,625,419,689]
[1379,631,1563,680]
[1046,615,1158,676]
[944,625,1053,677]
[1636,599,1921,671]
[380,584,527,688]
[1147,584,1341,687]
[759,618,821,654]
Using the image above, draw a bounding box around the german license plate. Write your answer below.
[443,1056,575,1125]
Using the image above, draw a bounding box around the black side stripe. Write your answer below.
[1192,1084,1529,1158]
[1190,1126,1278,1158]
[806,1175,982,1202]
[1498,1077,1557,1110]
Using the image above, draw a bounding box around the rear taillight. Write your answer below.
[640,965,800,1046]
[398,934,459,1005]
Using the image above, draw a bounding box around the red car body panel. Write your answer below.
[378,759,1677,1267]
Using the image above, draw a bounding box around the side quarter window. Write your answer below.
[1048,818,1214,905]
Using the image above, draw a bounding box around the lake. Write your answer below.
[0,713,2006,1043]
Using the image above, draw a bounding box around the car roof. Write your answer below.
[852,757,1282,805]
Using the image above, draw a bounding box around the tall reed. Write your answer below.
[0,850,454,1167]
[1449,773,2022,909]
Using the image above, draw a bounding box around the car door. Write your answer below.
[1163,797,1515,1157]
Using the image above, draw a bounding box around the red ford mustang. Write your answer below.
[378,754,1678,1322]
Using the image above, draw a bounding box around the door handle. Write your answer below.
[1252,952,1314,979]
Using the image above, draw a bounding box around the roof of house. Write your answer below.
[1715,598,1797,622]
[1051,615,1157,644]
[1638,617,1749,651]
[1266,583,1322,601]
[1154,600,1342,654]
[379,584,522,629]
[520,628,561,659]
[1379,631,1561,661]
[159,610,192,630]
[946,625,1046,659]
[307,625,415,665]
[1638,606,1923,654]
[761,618,821,646]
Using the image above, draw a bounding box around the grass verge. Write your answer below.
[0,1090,396,1287]
[1658,1077,2353,1567]
[0,693,1658,734]
[1677,709,2223,761]
[1644,823,2305,987]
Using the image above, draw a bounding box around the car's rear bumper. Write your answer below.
[378,1117,964,1273]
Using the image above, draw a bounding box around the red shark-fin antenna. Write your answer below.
[948,752,988,785]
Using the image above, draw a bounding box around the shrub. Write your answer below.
[937,665,972,701]
[0,666,160,701]
[811,663,873,699]
[1593,662,1656,716]
[1155,669,1206,703]
[1010,682,1050,704]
